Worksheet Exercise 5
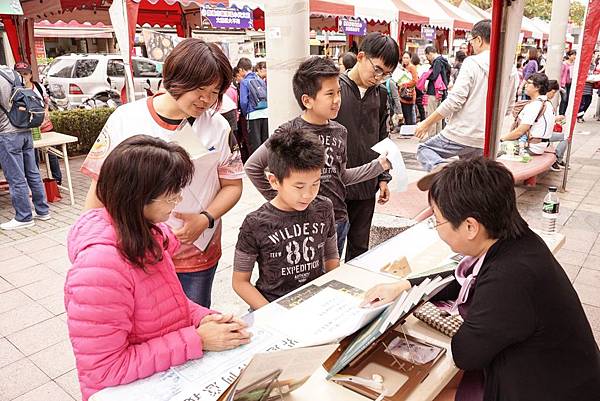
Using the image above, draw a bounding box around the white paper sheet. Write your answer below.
[371,138,408,192]
[279,287,389,347]
[399,124,417,136]
[92,324,299,401]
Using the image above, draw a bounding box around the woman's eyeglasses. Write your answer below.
[426,215,449,230]
[153,192,183,206]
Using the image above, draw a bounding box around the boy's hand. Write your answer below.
[172,212,210,244]
[378,182,390,204]
[414,121,430,140]
[378,154,392,171]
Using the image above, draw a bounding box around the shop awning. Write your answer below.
[34,20,114,38]
[435,0,477,31]
[393,0,473,30]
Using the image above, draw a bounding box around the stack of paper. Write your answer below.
[326,275,454,379]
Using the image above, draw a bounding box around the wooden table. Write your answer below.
[34,131,78,205]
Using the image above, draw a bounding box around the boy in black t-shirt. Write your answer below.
[245,57,390,257]
[233,129,339,310]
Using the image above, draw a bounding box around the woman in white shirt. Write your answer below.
[501,73,555,155]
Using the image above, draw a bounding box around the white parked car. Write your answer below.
[46,54,163,107]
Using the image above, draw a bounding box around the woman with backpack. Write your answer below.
[399,51,418,126]
[14,62,63,186]
[501,73,555,155]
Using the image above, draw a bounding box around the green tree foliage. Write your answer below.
[449,0,586,26]
[569,2,586,26]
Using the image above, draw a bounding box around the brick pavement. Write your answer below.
[1,109,600,400]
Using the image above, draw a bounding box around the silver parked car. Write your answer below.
[46,54,163,107]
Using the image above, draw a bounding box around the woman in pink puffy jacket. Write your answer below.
[65,135,251,401]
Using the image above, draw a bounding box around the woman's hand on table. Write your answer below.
[197,313,252,351]
[360,280,411,308]
[172,212,210,244]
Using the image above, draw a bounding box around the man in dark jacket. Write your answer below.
[424,46,451,137]
[334,33,398,261]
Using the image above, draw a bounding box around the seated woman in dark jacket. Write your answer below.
[363,157,600,401]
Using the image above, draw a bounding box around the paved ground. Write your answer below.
[1,102,599,400]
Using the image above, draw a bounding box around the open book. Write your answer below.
[326,275,455,379]
[273,280,392,348]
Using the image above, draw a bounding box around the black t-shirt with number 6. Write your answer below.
[234,196,338,302]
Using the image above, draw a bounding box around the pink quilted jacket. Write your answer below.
[65,208,215,400]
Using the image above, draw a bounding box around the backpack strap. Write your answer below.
[534,98,547,123]
[0,69,16,116]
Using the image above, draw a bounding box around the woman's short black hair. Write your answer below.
[292,56,340,110]
[547,79,560,92]
[455,51,467,63]
[529,72,549,95]
[341,52,357,70]
[411,53,421,66]
[267,128,325,182]
[428,157,528,241]
[566,49,577,57]
[359,32,400,69]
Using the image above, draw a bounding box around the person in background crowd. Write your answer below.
[559,49,576,115]
[459,42,469,55]
[339,52,357,73]
[416,20,517,172]
[334,32,397,261]
[501,73,555,156]
[0,64,50,230]
[577,62,599,123]
[66,135,250,401]
[543,80,568,171]
[537,47,546,73]
[240,61,269,155]
[385,75,402,133]
[82,39,244,308]
[399,51,418,126]
[412,53,427,122]
[450,50,467,87]
[363,157,600,401]
[235,58,253,162]
[14,62,63,186]
[423,46,451,137]
[522,48,539,83]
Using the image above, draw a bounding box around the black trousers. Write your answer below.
[345,197,376,262]
[401,102,416,125]
[578,94,593,117]
[559,83,571,116]
[414,88,426,122]
[247,118,269,155]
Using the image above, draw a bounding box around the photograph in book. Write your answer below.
[326,275,454,379]
[224,344,338,401]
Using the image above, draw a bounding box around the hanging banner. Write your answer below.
[421,26,435,41]
[339,18,367,36]
[142,29,182,62]
[201,5,253,30]
[34,38,46,60]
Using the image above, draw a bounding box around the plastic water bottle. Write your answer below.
[542,186,560,233]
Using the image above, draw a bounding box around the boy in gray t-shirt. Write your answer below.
[244,57,390,257]
[233,128,339,310]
